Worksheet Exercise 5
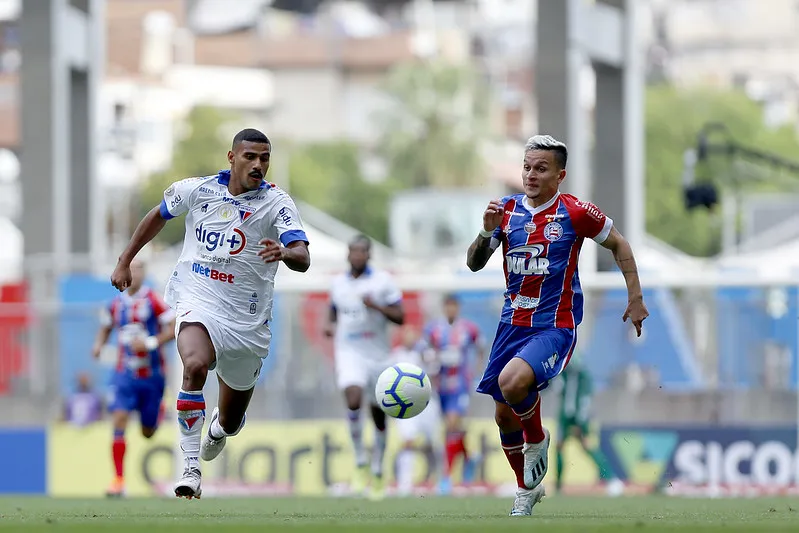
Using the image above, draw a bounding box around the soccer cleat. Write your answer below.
[438,476,452,496]
[522,428,550,489]
[509,484,546,516]
[174,462,202,499]
[200,407,227,461]
[350,465,369,496]
[105,477,125,498]
[606,478,625,497]
[368,475,385,501]
[462,456,479,484]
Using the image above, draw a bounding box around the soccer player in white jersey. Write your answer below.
[110,129,310,499]
[391,325,442,497]
[324,235,404,500]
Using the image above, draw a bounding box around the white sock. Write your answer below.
[397,448,416,495]
[176,389,205,470]
[209,412,245,440]
[348,408,367,467]
[372,428,387,477]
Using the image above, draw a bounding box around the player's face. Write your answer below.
[128,260,145,292]
[444,300,459,322]
[523,150,565,204]
[228,141,271,191]
[348,243,369,272]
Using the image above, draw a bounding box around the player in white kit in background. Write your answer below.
[110,129,311,499]
[324,235,405,500]
[391,325,442,497]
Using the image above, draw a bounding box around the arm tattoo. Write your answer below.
[467,235,494,272]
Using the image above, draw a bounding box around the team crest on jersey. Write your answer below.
[524,221,536,233]
[218,204,236,221]
[238,205,256,223]
[544,222,564,242]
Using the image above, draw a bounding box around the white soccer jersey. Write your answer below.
[329,267,402,359]
[160,170,308,330]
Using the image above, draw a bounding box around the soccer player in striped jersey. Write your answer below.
[422,294,484,494]
[466,135,649,516]
[92,259,176,497]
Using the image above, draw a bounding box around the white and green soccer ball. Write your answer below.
[375,362,432,419]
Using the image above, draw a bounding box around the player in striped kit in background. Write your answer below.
[466,135,649,516]
[422,294,485,494]
[92,259,176,497]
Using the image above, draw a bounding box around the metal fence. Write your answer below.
[0,280,796,426]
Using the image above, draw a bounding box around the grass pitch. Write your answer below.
[1,495,797,532]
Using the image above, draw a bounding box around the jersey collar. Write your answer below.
[522,191,560,215]
[348,265,373,278]
[216,170,270,191]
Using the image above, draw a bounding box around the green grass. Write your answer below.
[1,496,798,532]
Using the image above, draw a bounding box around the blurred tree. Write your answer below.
[645,86,799,256]
[374,60,491,188]
[139,106,233,245]
[287,141,399,244]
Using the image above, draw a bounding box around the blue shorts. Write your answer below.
[108,375,166,429]
[477,322,577,403]
[439,391,470,416]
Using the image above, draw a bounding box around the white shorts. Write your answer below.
[175,306,270,391]
[334,347,390,402]
[395,396,442,444]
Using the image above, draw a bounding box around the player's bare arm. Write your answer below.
[323,306,337,338]
[258,239,310,272]
[599,226,649,336]
[466,199,504,272]
[129,317,176,352]
[363,297,405,325]
[92,324,113,359]
[111,206,168,291]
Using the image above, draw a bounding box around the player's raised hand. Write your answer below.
[258,238,285,263]
[622,297,649,337]
[110,263,132,292]
[482,199,504,233]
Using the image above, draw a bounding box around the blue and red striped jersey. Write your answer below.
[423,318,483,394]
[101,286,174,380]
[488,192,613,329]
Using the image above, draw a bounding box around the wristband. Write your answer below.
[144,336,159,351]
[478,229,493,238]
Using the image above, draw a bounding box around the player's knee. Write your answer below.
[182,356,209,382]
[141,427,156,439]
[498,363,535,401]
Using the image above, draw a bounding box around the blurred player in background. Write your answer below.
[391,325,441,497]
[324,234,405,500]
[110,129,311,499]
[554,356,624,496]
[92,258,176,497]
[466,135,648,516]
[422,294,484,495]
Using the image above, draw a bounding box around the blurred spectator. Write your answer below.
[63,372,103,427]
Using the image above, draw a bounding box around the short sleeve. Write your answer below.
[159,178,198,220]
[272,194,309,247]
[99,300,115,328]
[380,273,403,307]
[488,226,504,251]
[571,199,613,244]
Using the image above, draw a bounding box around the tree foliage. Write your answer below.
[645,85,799,256]
[139,106,234,245]
[286,141,399,244]
[374,60,491,188]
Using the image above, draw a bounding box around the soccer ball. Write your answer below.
[374,363,432,419]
